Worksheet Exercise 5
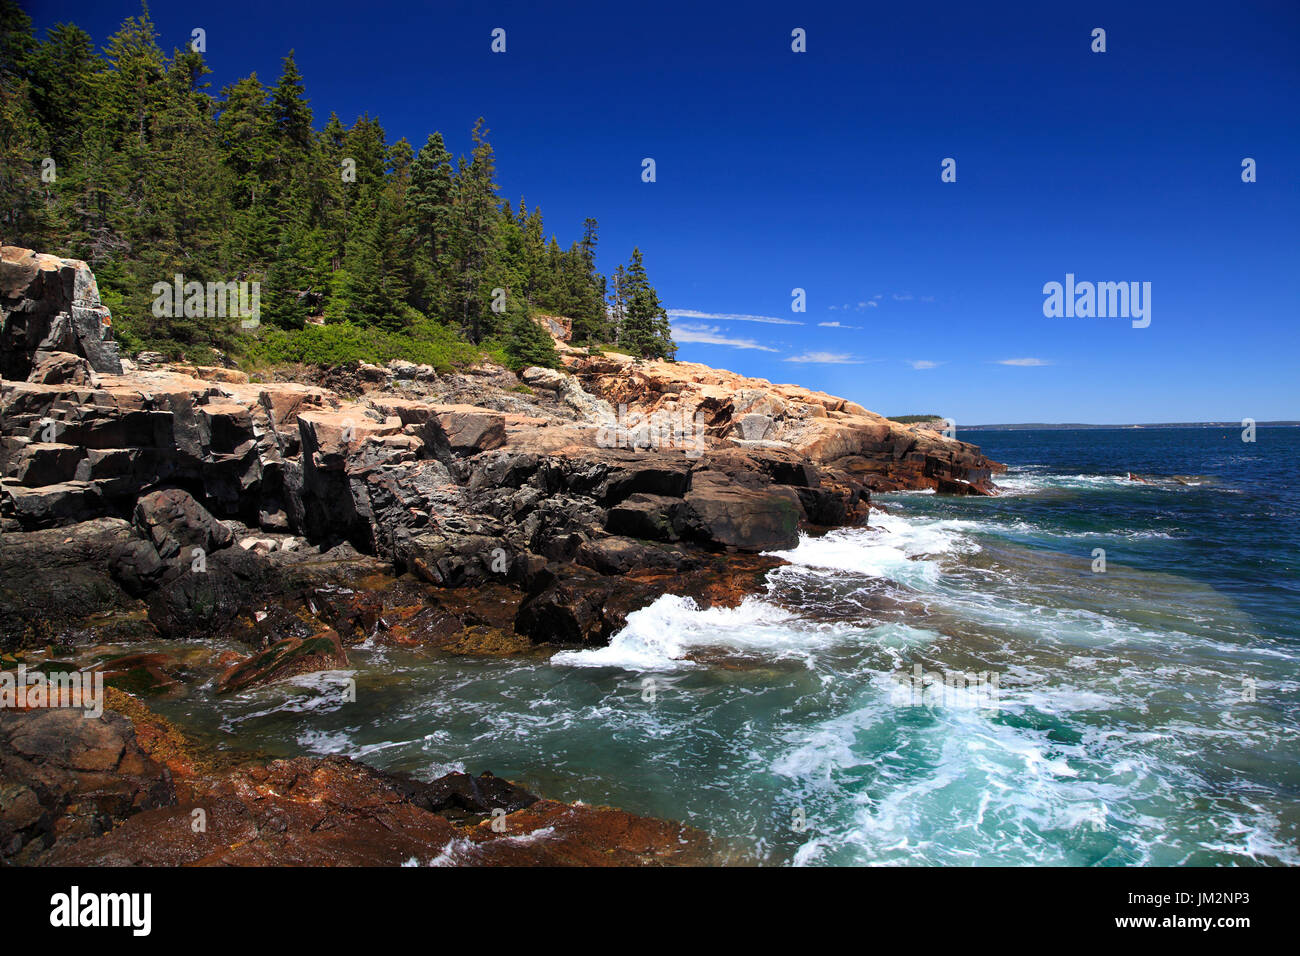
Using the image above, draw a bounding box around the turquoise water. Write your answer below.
[153,427,1300,866]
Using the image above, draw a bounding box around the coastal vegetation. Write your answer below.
[0,1,676,366]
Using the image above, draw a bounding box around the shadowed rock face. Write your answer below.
[0,362,1000,654]
[0,246,122,378]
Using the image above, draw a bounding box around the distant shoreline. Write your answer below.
[962,422,1299,431]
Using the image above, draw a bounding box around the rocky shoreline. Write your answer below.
[0,246,1002,865]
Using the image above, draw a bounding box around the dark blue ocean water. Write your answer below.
[149,427,1300,865]
[962,427,1300,647]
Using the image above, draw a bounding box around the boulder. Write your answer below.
[606,493,689,541]
[734,413,776,441]
[132,488,235,560]
[433,405,506,454]
[0,706,174,864]
[684,471,804,551]
[0,246,122,378]
[0,517,146,651]
[216,629,348,694]
[402,770,539,820]
[26,350,92,385]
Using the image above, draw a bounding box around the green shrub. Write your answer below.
[239,319,481,373]
[484,311,562,372]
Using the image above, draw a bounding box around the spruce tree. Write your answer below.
[618,249,675,359]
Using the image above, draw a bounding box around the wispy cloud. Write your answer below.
[909,360,942,370]
[997,357,1052,366]
[668,309,802,326]
[892,293,914,301]
[784,351,862,364]
[672,323,778,351]
[818,321,861,329]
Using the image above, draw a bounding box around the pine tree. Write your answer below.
[408,131,454,317]
[502,307,560,371]
[4,8,676,368]
[0,0,50,246]
[451,118,500,342]
[619,248,676,360]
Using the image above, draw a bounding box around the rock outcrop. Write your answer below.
[0,362,1001,652]
[0,246,122,379]
[0,702,175,864]
[0,247,1001,656]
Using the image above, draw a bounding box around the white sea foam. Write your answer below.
[551,594,805,671]
[994,472,1134,495]
[768,513,980,588]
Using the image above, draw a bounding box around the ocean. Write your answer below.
[152,427,1300,866]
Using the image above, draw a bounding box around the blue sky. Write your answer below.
[26,0,1300,423]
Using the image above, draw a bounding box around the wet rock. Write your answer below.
[216,628,348,694]
[515,567,620,645]
[402,770,539,820]
[143,544,285,640]
[0,517,146,651]
[575,535,692,574]
[0,706,173,864]
[398,528,509,587]
[44,749,715,867]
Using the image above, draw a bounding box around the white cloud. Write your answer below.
[784,351,861,364]
[997,357,1051,366]
[892,293,914,301]
[909,360,941,370]
[668,309,802,326]
[672,323,778,351]
[818,321,861,329]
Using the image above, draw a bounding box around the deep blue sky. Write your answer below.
[25,0,1300,423]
